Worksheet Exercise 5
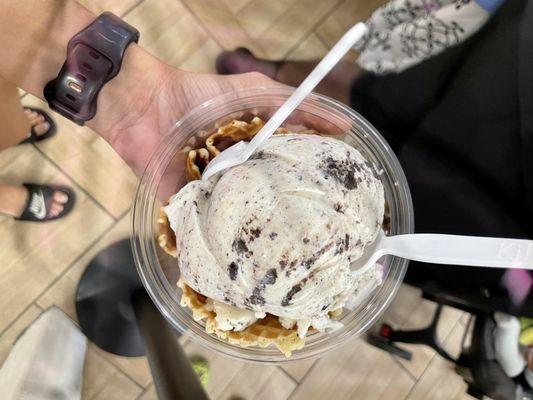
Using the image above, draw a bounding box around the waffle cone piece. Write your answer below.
[178,279,305,356]
[158,117,316,357]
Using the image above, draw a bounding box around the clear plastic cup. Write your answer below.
[132,87,413,363]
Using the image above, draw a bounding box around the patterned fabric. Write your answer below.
[356,0,505,74]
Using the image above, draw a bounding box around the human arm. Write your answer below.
[0,0,276,174]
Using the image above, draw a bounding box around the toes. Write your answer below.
[53,190,69,204]
[49,203,64,218]
[33,121,50,135]
[25,110,52,136]
[25,110,38,119]
[33,114,45,124]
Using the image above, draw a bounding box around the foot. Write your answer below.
[216,48,279,78]
[24,108,51,138]
[0,184,69,219]
[216,48,362,104]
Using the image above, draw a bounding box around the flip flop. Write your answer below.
[15,183,75,222]
[18,107,57,145]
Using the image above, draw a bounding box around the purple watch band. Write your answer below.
[44,12,139,125]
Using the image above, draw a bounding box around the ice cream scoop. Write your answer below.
[164,133,384,336]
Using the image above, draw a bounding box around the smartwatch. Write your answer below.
[44,12,139,125]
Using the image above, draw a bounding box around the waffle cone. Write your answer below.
[178,280,305,357]
[158,207,177,258]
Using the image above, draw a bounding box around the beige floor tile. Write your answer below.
[85,345,143,400]
[94,335,191,391]
[258,0,341,59]
[36,213,153,388]
[64,213,131,281]
[179,39,223,73]
[460,311,474,326]
[94,347,152,390]
[406,321,474,400]
[90,370,142,400]
[77,0,140,16]
[221,0,253,14]
[22,95,137,219]
[37,215,130,324]
[137,384,157,400]
[252,372,296,400]
[349,353,414,400]
[280,358,316,382]
[125,0,213,69]
[0,305,43,365]
[315,0,386,48]
[395,300,466,379]
[0,145,114,333]
[378,367,416,400]
[83,344,126,399]
[182,0,265,55]
[238,0,300,40]
[379,284,424,328]
[454,392,477,400]
[287,33,329,61]
[290,335,414,400]
[184,340,296,400]
[218,366,295,400]
[37,274,78,320]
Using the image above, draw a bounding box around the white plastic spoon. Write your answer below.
[202,22,369,181]
[352,231,533,275]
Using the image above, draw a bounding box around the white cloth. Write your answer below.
[356,0,498,74]
[493,312,527,378]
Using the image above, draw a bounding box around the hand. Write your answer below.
[90,46,280,175]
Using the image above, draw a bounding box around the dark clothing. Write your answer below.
[350,0,532,315]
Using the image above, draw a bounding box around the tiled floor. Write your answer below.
[1,0,476,399]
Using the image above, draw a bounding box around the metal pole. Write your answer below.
[132,290,209,400]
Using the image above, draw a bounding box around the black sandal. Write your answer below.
[18,107,57,145]
[15,183,75,222]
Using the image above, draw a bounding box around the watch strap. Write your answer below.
[44,12,139,125]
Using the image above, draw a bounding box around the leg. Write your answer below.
[216,49,362,104]
[0,75,31,149]
[0,75,53,150]
[0,78,71,221]
[276,59,363,105]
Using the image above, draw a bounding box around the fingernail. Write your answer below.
[42,122,50,130]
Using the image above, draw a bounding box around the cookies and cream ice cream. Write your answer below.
[164,133,384,338]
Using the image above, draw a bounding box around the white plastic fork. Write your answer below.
[201,22,369,182]
[352,230,533,275]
